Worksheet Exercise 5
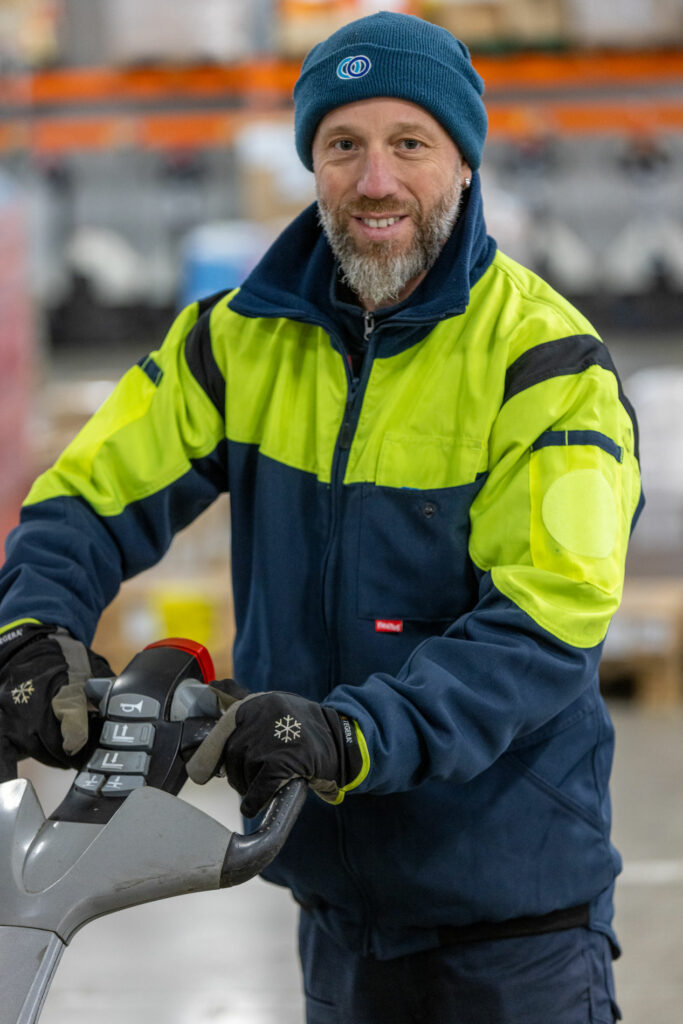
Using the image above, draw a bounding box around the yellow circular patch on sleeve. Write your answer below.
[541,468,618,559]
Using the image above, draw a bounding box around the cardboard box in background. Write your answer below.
[277,0,359,58]
[505,0,567,46]
[277,0,417,58]
[422,0,568,49]
[93,496,236,680]
[422,0,683,48]
[601,579,683,707]
[423,0,506,48]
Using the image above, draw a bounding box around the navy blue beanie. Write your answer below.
[294,12,487,172]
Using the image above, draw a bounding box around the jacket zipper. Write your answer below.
[323,311,376,667]
[322,311,377,956]
[338,312,375,452]
[322,323,376,652]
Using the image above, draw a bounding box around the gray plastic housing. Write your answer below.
[0,778,232,942]
[0,774,305,1023]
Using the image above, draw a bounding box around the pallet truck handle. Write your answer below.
[220,776,307,887]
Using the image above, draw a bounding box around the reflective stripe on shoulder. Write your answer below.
[504,335,610,403]
[504,335,639,459]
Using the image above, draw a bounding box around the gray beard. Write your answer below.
[316,179,464,309]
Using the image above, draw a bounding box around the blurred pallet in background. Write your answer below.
[601,579,683,708]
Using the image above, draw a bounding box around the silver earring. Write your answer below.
[464,177,471,189]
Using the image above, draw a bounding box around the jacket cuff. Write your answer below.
[339,719,371,796]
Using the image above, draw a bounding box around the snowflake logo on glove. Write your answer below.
[274,714,301,743]
[11,680,35,705]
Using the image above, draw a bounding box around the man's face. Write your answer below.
[312,98,470,309]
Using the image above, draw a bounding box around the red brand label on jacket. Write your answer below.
[375,619,403,633]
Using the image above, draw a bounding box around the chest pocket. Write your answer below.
[357,434,486,623]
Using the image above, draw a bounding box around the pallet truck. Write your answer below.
[0,638,306,1023]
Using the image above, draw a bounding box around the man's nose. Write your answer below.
[356,151,398,198]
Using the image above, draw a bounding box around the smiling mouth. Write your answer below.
[351,213,409,230]
[359,215,402,228]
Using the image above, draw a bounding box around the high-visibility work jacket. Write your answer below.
[0,177,642,959]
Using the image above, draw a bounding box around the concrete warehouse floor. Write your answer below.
[22,701,683,1023]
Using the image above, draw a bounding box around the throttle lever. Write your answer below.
[180,716,219,761]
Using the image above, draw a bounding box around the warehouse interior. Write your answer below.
[0,1,682,1021]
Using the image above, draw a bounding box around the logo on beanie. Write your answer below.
[337,55,372,80]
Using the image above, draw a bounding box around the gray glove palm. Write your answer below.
[0,622,113,779]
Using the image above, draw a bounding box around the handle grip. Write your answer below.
[220,777,307,887]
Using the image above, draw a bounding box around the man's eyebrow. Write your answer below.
[319,120,436,139]
[390,122,437,135]
[319,124,360,138]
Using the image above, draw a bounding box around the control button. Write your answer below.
[101,721,155,750]
[75,772,105,795]
[108,694,161,720]
[101,775,146,797]
[84,676,115,711]
[87,748,151,775]
[170,679,219,722]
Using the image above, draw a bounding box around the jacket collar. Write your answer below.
[229,171,496,354]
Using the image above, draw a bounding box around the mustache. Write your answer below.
[341,198,420,219]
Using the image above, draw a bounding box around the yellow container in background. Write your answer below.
[152,586,217,651]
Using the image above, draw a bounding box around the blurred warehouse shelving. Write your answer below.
[0,49,682,153]
[0,0,680,326]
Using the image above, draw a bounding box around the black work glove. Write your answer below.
[0,622,113,778]
[187,688,367,818]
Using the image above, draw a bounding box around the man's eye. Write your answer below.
[334,139,355,151]
[400,139,422,151]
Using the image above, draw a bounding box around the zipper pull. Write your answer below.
[339,403,354,450]
[363,310,375,342]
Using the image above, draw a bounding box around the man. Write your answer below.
[0,13,640,1023]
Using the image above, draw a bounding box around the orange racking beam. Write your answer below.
[7,61,300,108]
[487,99,683,138]
[0,98,676,156]
[478,48,683,91]
[0,50,681,110]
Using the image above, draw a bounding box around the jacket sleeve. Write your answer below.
[0,296,229,645]
[324,333,643,794]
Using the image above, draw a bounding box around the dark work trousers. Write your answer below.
[298,912,621,1024]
